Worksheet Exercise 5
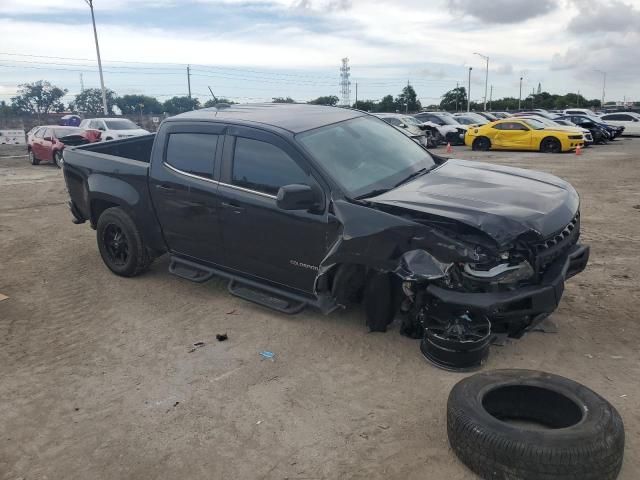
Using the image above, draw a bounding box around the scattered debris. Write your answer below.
[74,407,80,411]
[256,420,262,425]
[0,293,8,302]
[188,342,205,353]
[633,204,640,210]
[216,333,228,342]
[377,424,390,430]
[259,351,275,360]
[226,309,238,315]
[610,355,624,360]
[584,354,594,359]
[173,401,180,407]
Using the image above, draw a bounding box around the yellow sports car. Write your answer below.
[465,118,585,153]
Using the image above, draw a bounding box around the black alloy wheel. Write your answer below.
[540,137,562,153]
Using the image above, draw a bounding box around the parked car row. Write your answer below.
[26,117,150,167]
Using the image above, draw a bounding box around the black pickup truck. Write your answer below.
[63,104,589,369]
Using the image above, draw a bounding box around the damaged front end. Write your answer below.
[315,194,589,371]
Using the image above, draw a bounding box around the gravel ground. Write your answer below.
[1,139,639,480]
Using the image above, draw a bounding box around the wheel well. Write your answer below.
[541,136,560,145]
[91,199,120,226]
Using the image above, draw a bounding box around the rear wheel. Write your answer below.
[29,149,39,165]
[53,151,63,168]
[540,136,562,153]
[472,136,491,151]
[96,207,153,277]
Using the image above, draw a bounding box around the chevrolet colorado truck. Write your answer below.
[63,104,589,369]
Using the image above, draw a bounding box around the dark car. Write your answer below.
[557,115,623,141]
[28,125,101,167]
[63,104,589,366]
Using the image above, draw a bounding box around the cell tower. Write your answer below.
[339,58,351,107]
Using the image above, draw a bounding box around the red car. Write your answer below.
[27,126,101,168]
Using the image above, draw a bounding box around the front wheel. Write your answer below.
[96,207,153,277]
[540,136,562,153]
[53,151,63,168]
[472,137,491,151]
[29,149,40,165]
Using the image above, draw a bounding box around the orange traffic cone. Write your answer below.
[446,142,453,153]
[575,145,582,156]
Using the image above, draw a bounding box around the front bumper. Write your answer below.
[425,243,589,321]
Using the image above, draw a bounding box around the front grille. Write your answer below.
[532,211,580,275]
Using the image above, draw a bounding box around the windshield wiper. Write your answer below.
[393,167,430,188]
[355,188,392,200]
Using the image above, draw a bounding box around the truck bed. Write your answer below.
[63,134,159,237]
[73,134,155,163]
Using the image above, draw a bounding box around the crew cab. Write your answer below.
[63,104,589,354]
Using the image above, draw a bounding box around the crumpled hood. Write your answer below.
[369,159,580,246]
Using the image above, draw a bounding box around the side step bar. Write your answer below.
[228,280,307,314]
[168,255,333,314]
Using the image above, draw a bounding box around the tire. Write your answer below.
[29,149,40,165]
[53,150,63,168]
[447,369,625,480]
[363,271,395,332]
[96,207,153,277]
[472,136,491,151]
[540,137,562,153]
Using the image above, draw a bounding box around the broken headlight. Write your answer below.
[462,260,534,284]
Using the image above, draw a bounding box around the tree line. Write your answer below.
[0,80,615,119]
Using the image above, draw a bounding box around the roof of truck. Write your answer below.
[168,103,367,134]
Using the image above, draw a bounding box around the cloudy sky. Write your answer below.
[1,0,639,106]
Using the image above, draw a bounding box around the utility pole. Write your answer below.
[467,67,472,112]
[455,81,459,112]
[474,52,489,110]
[406,79,410,113]
[85,0,108,115]
[354,82,358,110]
[518,76,523,110]
[577,90,580,107]
[594,69,606,108]
[489,85,493,110]
[187,65,192,99]
[80,73,85,92]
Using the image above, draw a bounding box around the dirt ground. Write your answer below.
[1,138,639,480]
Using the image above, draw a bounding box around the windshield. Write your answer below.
[455,116,481,125]
[432,113,460,125]
[104,119,139,130]
[53,128,82,138]
[585,115,605,123]
[296,116,435,198]
[522,119,545,130]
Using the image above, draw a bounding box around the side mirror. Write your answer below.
[399,123,408,128]
[276,184,319,211]
[633,118,639,122]
[43,136,52,141]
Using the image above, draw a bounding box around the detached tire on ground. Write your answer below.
[96,207,153,277]
[447,370,624,480]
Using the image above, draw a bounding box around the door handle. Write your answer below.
[221,201,244,213]
[155,184,175,194]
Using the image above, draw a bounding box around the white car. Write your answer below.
[599,112,640,136]
[79,118,149,141]
[413,112,467,145]
[562,108,599,116]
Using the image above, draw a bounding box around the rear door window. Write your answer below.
[165,133,219,179]
[232,137,309,196]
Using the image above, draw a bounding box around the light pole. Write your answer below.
[467,67,472,112]
[518,76,523,111]
[594,69,606,109]
[85,0,108,115]
[474,52,489,111]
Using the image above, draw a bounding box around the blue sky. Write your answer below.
[1,0,639,107]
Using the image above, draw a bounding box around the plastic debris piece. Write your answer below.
[216,333,228,342]
[259,351,275,360]
[188,342,206,353]
[0,293,8,302]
